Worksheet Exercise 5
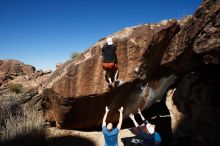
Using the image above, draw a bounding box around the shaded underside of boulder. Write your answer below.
[166,65,220,146]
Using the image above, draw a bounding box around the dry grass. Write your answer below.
[0,98,96,146]
[0,102,46,146]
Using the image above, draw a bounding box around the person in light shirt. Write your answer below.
[129,108,161,146]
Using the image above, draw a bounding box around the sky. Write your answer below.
[0,0,203,71]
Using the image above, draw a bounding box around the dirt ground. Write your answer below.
[47,127,136,146]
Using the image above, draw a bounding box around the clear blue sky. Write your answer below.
[0,0,202,71]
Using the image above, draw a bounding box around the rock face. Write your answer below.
[42,0,220,145]
[161,0,220,70]
[43,21,178,97]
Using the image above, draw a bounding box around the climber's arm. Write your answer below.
[129,113,139,127]
[102,106,109,127]
[138,108,149,126]
[138,108,145,121]
[117,107,124,130]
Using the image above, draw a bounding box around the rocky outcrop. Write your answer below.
[0,60,52,90]
[0,60,35,76]
[0,60,52,111]
[0,60,35,87]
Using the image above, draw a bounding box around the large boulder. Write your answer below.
[41,1,220,146]
[42,20,180,129]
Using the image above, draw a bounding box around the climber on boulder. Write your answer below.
[129,108,161,146]
[102,37,119,89]
[102,106,124,146]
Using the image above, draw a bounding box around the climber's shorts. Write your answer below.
[102,63,118,71]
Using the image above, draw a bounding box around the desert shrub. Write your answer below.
[8,84,22,95]
[71,52,80,60]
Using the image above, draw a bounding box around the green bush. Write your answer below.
[71,52,80,60]
[8,84,22,95]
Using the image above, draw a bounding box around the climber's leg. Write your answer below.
[104,70,113,90]
[114,70,120,88]
[104,71,112,83]
[103,63,117,90]
[114,69,119,82]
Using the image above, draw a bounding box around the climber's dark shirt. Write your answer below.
[102,43,118,63]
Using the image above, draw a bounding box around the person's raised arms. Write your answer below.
[117,107,124,129]
[129,113,139,127]
[102,106,110,127]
